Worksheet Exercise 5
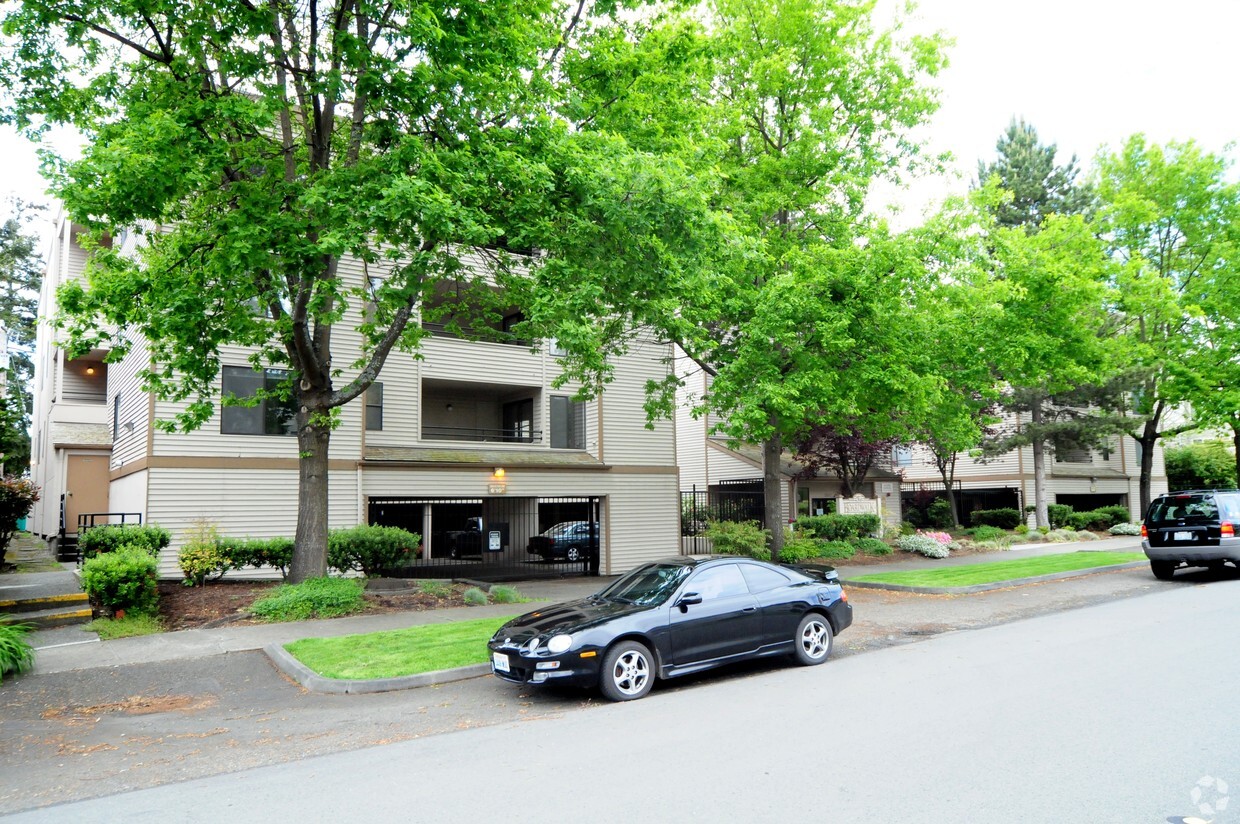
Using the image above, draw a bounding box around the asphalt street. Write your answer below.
[3,565,1238,822]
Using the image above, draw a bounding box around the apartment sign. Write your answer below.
[837,494,878,516]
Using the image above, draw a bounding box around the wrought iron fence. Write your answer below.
[680,485,765,555]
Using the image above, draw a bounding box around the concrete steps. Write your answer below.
[0,592,93,629]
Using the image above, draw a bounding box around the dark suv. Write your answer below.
[1142,489,1240,579]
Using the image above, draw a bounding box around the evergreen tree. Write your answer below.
[977,118,1093,229]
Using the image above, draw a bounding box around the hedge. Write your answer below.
[969,508,1022,529]
[795,513,881,541]
[79,524,171,560]
[81,546,159,617]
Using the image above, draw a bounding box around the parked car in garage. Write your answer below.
[527,521,599,562]
[1142,489,1240,579]
[487,555,852,701]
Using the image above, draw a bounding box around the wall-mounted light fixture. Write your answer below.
[446,403,454,412]
[493,467,506,479]
[123,421,135,433]
[85,366,96,375]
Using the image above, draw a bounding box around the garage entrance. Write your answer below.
[367,495,601,581]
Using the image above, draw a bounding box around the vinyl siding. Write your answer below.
[598,334,675,467]
[109,340,151,470]
[146,467,359,578]
[108,470,148,516]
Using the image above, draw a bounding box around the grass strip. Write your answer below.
[284,615,516,680]
[85,612,164,640]
[850,551,1145,588]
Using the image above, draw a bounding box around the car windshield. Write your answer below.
[545,522,582,536]
[598,563,692,606]
[1148,494,1218,524]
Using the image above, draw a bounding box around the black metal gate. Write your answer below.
[367,495,601,581]
[680,485,765,555]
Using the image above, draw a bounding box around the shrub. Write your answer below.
[463,587,489,606]
[852,537,892,556]
[79,524,171,560]
[1165,440,1236,491]
[0,617,35,682]
[1075,531,1098,541]
[969,508,1021,529]
[0,477,40,569]
[900,521,917,535]
[1021,531,1045,543]
[1109,522,1142,536]
[796,513,880,541]
[1045,529,1077,543]
[249,577,365,622]
[973,538,1012,551]
[966,525,1006,542]
[919,531,953,545]
[926,498,955,529]
[1067,509,1116,531]
[779,533,827,563]
[1047,504,1073,530]
[179,519,227,587]
[811,540,855,561]
[489,585,525,604]
[418,579,451,598]
[704,520,770,559]
[895,534,950,559]
[1096,505,1132,525]
[1014,523,1030,535]
[218,537,295,579]
[81,547,159,617]
[327,525,421,577]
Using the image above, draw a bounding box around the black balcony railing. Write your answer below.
[421,322,532,347]
[421,425,543,444]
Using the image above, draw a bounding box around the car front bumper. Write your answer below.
[487,646,602,688]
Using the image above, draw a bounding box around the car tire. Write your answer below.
[1150,560,1177,581]
[599,640,654,701]
[566,547,582,563]
[792,612,833,666]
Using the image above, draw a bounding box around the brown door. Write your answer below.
[65,453,110,534]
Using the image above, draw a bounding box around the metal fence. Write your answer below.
[367,495,601,581]
[680,485,766,555]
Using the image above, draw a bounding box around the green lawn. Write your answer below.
[284,615,516,680]
[850,551,1145,588]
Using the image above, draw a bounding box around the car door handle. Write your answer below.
[741,606,757,613]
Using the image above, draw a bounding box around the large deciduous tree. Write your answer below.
[1094,136,1240,514]
[536,0,949,560]
[0,0,705,581]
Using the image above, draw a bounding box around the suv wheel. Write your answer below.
[1151,560,1177,581]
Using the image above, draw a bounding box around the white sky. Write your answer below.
[2,0,1238,231]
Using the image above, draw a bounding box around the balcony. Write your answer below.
[421,379,542,446]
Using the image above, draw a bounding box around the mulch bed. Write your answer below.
[156,579,476,631]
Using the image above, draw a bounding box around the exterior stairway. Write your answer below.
[0,534,92,629]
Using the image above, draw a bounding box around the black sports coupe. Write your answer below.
[487,555,852,701]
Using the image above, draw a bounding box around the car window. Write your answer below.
[1148,494,1214,523]
[687,565,749,600]
[1219,494,1240,523]
[739,563,793,593]
[600,563,692,606]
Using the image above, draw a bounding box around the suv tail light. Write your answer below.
[1223,522,1235,537]
[1140,524,1147,538]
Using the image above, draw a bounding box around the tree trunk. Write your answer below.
[1233,421,1240,489]
[1137,419,1159,518]
[937,463,960,528]
[289,396,333,583]
[763,427,784,563]
[1031,399,1048,529]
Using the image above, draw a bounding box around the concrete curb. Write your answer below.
[263,643,491,695]
[841,561,1149,595]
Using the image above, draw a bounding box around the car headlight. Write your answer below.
[546,634,573,654]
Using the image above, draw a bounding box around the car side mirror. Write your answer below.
[677,592,702,612]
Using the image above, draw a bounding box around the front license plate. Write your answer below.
[492,652,510,673]
[1173,531,1194,541]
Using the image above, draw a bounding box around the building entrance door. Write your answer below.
[65,453,110,535]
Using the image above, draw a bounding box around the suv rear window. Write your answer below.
[1147,493,1240,524]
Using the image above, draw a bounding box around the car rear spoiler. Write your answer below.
[782,563,839,583]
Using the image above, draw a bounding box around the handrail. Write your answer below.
[421,426,542,444]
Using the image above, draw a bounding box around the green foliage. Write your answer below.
[795,513,881,542]
[778,533,828,563]
[965,525,1007,542]
[1096,505,1132,524]
[900,521,917,535]
[1165,442,1237,491]
[1046,504,1074,530]
[0,475,39,567]
[462,587,489,606]
[249,578,365,622]
[1045,529,1077,543]
[418,580,451,599]
[84,612,163,640]
[1074,531,1098,541]
[704,520,770,559]
[0,616,35,681]
[1014,523,1030,535]
[895,534,950,559]
[78,524,170,560]
[1066,509,1119,531]
[926,498,955,529]
[80,547,158,617]
[852,537,892,556]
[327,526,420,578]
[488,585,526,605]
[811,540,856,561]
[217,537,295,579]
[178,519,225,587]
[969,508,1022,529]
[1109,522,1142,536]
